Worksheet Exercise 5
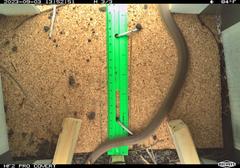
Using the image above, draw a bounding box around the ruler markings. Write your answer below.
[107,4,129,155]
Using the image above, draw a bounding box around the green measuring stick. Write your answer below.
[106,4,129,155]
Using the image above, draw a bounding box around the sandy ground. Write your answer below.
[0,4,222,158]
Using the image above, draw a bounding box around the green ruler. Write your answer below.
[106,4,129,155]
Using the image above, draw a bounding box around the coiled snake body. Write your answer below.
[85,4,189,164]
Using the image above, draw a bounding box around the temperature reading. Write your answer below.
[220,0,237,3]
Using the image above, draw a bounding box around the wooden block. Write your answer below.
[111,155,125,164]
[52,118,82,164]
[168,119,200,164]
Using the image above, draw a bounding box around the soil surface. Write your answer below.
[0,4,222,158]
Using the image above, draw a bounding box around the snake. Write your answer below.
[85,4,189,164]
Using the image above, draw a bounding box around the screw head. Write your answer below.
[136,23,143,30]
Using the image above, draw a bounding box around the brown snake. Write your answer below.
[85,4,189,164]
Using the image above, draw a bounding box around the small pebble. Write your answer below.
[88,39,91,43]
[68,75,76,87]
[43,26,50,32]
[87,112,96,120]
[152,134,157,140]
[144,4,148,9]
[86,59,90,63]
[12,46,17,52]
[73,111,78,117]
[53,39,56,43]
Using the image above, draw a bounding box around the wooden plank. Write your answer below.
[168,119,200,164]
[0,75,9,155]
[52,118,82,164]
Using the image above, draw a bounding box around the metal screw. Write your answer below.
[115,23,142,38]
[116,117,133,135]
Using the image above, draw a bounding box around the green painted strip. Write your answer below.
[106,4,129,155]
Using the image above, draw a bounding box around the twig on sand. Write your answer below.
[139,155,150,164]
[146,148,157,164]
